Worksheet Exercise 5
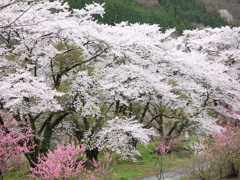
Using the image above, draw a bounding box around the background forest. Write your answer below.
[65,0,228,33]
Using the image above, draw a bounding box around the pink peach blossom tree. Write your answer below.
[0,114,33,179]
[209,126,240,177]
[29,143,115,180]
[156,138,173,180]
[29,143,86,180]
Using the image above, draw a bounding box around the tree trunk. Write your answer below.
[167,121,178,137]
[158,114,164,136]
[0,169,3,180]
[86,148,99,161]
[41,113,69,155]
[40,121,52,155]
[24,136,41,169]
[128,103,133,117]
[25,152,38,168]
[83,117,89,130]
[115,100,120,116]
[229,162,238,177]
[84,148,99,169]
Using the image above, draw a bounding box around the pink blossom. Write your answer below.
[30,145,115,180]
[157,143,171,156]
[210,125,240,154]
[29,143,86,180]
[0,114,33,177]
[157,136,174,157]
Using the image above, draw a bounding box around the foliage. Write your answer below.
[183,135,207,155]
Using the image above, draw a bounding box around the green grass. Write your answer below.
[4,157,30,180]
[4,171,29,180]
[111,139,194,180]
[4,139,193,180]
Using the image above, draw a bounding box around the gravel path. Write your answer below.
[140,156,211,180]
[140,169,188,180]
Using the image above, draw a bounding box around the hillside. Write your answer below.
[66,0,228,34]
[197,0,240,25]
[135,0,240,25]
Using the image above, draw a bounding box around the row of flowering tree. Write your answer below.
[1,0,240,177]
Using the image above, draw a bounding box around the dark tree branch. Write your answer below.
[37,113,54,136]
[140,102,150,123]
[1,1,38,29]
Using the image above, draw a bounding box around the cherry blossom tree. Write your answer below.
[82,117,156,161]
[177,27,240,125]
[92,24,240,133]
[0,0,108,166]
